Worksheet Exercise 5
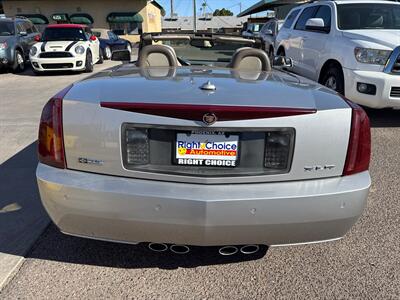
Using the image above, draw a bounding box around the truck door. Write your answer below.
[300,5,332,81]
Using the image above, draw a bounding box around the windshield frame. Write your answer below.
[41,27,88,42]
[0,21,16,36]
[337,3,400,30]
[141,33,260,67]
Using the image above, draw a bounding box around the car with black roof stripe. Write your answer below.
[29,23,102,73]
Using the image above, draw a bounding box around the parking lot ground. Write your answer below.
[0,61,121,289]
[0,67,399,298]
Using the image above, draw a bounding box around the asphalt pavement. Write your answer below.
[0,60,121,290]
[0,64,399,299]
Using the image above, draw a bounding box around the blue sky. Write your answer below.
[157,0,261,17]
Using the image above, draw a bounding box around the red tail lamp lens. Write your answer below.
[38,85,72,168]
[343,101,371,176]
[100,102,316,121]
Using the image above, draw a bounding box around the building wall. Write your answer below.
[143,2,161,32]
[3,0,162,42]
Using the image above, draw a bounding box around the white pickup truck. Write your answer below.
[275,0,400,109]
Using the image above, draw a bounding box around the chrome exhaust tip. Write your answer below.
[240,245,260,255]
[218,246,239,256]
[170,244,190,254]
[148,243,168,252]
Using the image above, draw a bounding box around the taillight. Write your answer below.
[125,128,150,165]
[343,100,371,176]
[38,85,72,168]
[264,131,293,170]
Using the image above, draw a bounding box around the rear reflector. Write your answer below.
[38,85,72,168]
[264,131,292,170]
[343,100,371,176]
[100,102,316,121]
[125,128,150,165]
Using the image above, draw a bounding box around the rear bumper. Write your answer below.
[36,163,370,246]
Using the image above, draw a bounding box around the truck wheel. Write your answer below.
[322,66,345,95]
[277,48,285,57]
[268,47,274,65]
[84,51,93,73]
[11,50,25,73]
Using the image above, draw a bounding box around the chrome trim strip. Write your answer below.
[383,46,400,74]
[269,237,342,247]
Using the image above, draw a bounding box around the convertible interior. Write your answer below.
[137,33,272,72]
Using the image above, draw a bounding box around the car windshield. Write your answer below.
[93,31,102,38]
[337,4,400,30]
[42,27,86,41]
[160,38,251,66]
[0,22,15,36]
[249,23,263,32]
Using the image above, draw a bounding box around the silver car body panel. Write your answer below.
[37,66,371,246]
[37,163,370,246]
[62,67,351,184]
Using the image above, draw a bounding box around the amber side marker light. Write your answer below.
[343,99,371,176]
[38,85,73,169]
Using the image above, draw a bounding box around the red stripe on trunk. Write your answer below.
[100,102,316,121]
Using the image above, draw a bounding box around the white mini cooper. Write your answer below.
[30,24,102,73]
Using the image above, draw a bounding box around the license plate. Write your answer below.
[175,132,239,167]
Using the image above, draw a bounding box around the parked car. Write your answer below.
[0,16,40,72]
[92,28,132,60]
[259,18,284,62]
[276,0,400,109]
[241,21,265,38]
[36,32,371,254]
[29,24,102,73]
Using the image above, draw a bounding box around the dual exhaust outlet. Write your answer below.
[148,243,260,256]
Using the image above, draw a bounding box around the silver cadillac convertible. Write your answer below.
[36,33,371,255]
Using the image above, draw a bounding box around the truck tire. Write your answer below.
[321,65,345,95]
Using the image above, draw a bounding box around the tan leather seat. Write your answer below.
[229,47,271,72]
[137,45,178,68]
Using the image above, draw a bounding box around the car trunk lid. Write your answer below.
[61,67,351,184]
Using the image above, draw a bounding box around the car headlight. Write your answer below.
[354,47,391,65]
[30,46,38,56]
[0,42,8,50]
[75,45,85,55]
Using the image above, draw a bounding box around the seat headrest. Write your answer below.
[229,48,271,72]
[137,44,178,68]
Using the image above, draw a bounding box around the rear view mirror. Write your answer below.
[111,49,131,62]
[34,34,41,42]
[273,56,293,68]
[305,18,329,33]
[264,29,273,36]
